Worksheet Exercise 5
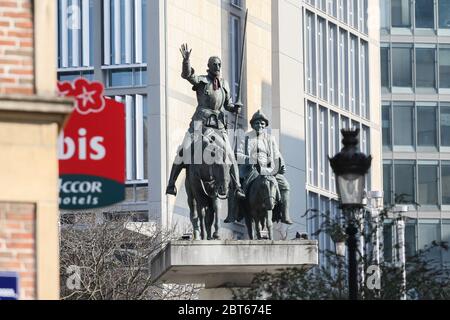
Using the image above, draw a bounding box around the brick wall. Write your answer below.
[0,202,36,300]
[0,0,34,96]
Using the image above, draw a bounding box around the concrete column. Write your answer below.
[271,0,307,234]
[147,0,168,227]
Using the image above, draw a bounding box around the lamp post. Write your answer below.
[393,205,408,300]
[329,129,372,300]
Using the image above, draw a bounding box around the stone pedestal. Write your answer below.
[151,240,318,299]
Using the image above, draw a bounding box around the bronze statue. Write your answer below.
[166,44,245,240]
[229,110,293,239]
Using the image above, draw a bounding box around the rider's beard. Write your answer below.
[208,69,220,78]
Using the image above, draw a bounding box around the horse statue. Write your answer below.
[184,128,231,240]
[241,173,281,240]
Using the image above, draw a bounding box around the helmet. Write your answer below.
[250,110,269,127]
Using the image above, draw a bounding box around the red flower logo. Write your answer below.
[57,78,105,115]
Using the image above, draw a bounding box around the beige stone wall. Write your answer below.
[0,202,36,300]
[0,115,62,300]
[0,0,70,300]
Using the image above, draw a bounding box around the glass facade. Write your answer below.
[304,1,372,264]
[57,0,149,188]
[381,0,450,32]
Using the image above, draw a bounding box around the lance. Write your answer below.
[233,9,248,156]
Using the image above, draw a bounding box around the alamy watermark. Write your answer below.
[66,265,81,290]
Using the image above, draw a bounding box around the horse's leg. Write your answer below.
[186,181,200,240]
[254,210,262,240]
[212,199,220,239]
[266,210,273,240]
[199,207,206,240]
[245,215,253,240]
[205,206,214,240]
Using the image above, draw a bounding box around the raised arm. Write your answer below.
[180,43,200,86]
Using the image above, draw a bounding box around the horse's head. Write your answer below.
[259,175,278,210]
[200,129,231,198]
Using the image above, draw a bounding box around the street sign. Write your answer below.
[57,78,126,210]
[0,272,19,300]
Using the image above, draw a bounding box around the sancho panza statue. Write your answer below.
[166,44,245,200]
[231,110,293,225]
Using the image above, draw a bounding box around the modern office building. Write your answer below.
[56,0,382,247]
[380,0,450,264]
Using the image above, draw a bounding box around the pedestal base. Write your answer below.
[151,240,318,299]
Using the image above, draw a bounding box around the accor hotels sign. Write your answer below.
[57,78,125,210]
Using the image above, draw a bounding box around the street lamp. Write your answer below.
[393,205,408,300]
[329,129,372,300]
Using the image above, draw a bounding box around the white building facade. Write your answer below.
[380,0,450,265]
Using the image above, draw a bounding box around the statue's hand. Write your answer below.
[279,164,286,174]
[180,43,192,61]
[233,102,243,114]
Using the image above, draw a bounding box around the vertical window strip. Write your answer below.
[103,0,111,65]
[71,0,80,67]
[114,0,121,65]
[125,95,134,180]
[81,0,90,67]
[135,95,144,180]
[60,0,69,68]
[135,0,143,63]
[125,0,132,64]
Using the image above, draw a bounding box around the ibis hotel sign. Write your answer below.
[57,79,125,210]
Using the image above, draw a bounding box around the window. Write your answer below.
[439,48,450,88]
[380,0,391,30]
[405,222,417,258]
[112,95,148,181]
[394,163,415,203]
[393,105,414,146]
[338,29,348,109]
[391,0,411,28]
[318,18,327,100]
[308,101,318,186]
[58,70,94,82]
[329,112,339,193]
[383,163,392,205]
[358,0,366,33]
[231,0,242,8]
[392,47,412,87]
[418,164,438,205]
[416,48,436,88]
[360,40,369,118]
[382,105,391,148]
[383,223,394,262]
[415,0,434,28]
[305,11,316,95]
[417,106,437,147]
[230,15,241,101]
[104,0,147,65]
[327,23,338,105]
[349,35,359,115]
[327,0,337,17]
[338,0,347,24]
[381,47,390,88]
[107,67,147,88]
[319,107,329,190]
[418,221,441,261]
[439,0,450,29]
[440,106,450,146]
[442,163,450,204]
[442,221,450,263]
[58,0,94,68]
